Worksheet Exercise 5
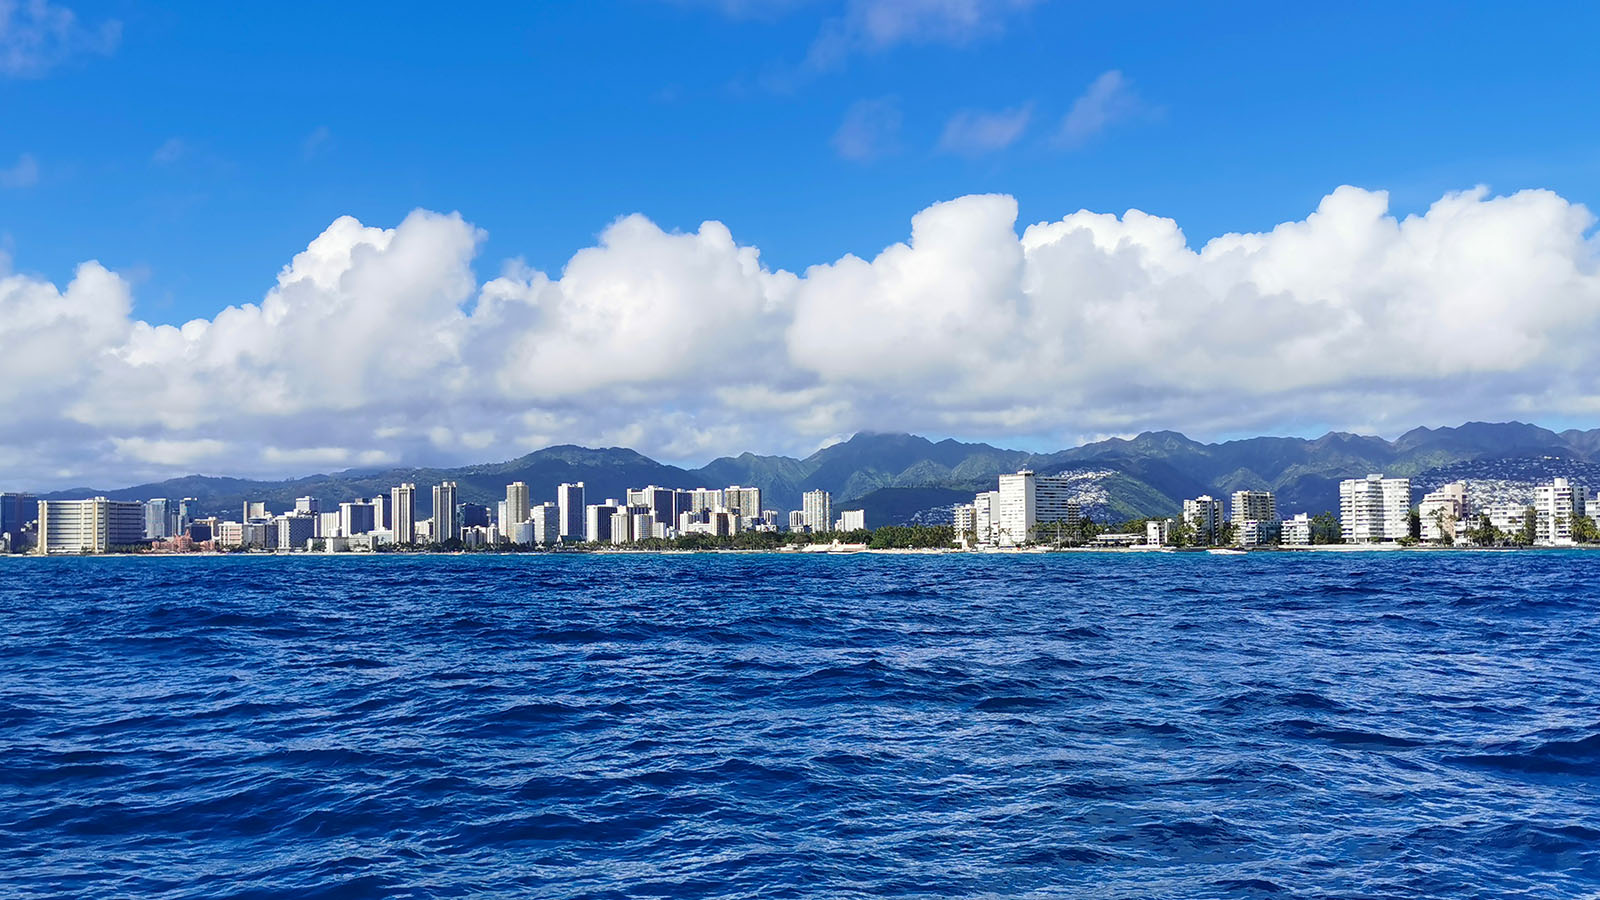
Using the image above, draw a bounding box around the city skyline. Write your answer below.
[4,4,1600,490]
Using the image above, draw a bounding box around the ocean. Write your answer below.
[2,551,1597,898]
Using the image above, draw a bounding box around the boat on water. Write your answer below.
[1207,548,1248,555]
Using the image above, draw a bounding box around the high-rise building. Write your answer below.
[836,509,866,531]
[459,502,490,529]
[276,514,316,551]
[725,486,762,518]
[1033,475,1082,531]
[609,509,633,544]
[1534,477,1588,546]
[392,484,417,544]
[802,490,832,533]
[243,500,268,521]
[531,502,561,545]
[787,509,806,531]
[506,482,530,525]
[994,472,1036,546]
[36,498,146,554]
[1183,496,1223,545]
[294,497,320,515]
[177,498,198,531]
[689,488,727,514]
[340,501,376,536]
[1419,482,1469,543]
[1230,490,1278,546]
[585,501,620,543]
[6,494,37,541]
[627,486,679,525]
[143,498,176,540]
[974,491,998,545]
[318,511,342,538]
[558,482,585,539]
[990,471,1081,546]
[372,493,391,530]
[433,482,458,545]
[215,521,244,548]
[1340,475,1411,543]
[952,503,976,542]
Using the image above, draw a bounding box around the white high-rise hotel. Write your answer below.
[1339,474,1411,543]
[958,470,1080,547]
[801,490,832,532]
[1534,477,1588,545]
[392,483,417,545]
[433,481,458,545]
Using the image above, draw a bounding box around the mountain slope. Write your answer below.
[35,421,1600,524]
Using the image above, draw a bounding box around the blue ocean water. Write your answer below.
[2,552,1598,899]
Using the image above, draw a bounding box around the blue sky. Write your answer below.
[5,0,1600,488]
[6,1,1598,326]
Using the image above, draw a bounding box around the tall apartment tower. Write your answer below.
[392,483,417,545]
[1183,495,1223,545]
[557,482,585,539]
[802,489,832,533]
[1534,477,1588,545]
[994,471,1037,547]
[433,482,458,545]
[506,482,530,526]
[1230,490,1278,546]
[627,486,679,525]
[725,486,762,518]
[1339,475,1411,543]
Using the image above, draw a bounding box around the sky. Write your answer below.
[3,0,1600,489]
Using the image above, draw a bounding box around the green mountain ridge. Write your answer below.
[34,422,1600,526]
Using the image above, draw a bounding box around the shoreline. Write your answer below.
[4,544,1595,560]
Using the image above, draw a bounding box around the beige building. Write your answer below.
[36,498,146,554]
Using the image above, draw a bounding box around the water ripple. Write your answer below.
[2,551,1599,898]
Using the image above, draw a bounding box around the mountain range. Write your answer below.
[36,422,1600,527]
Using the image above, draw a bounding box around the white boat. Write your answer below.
[1206,548,1247,555]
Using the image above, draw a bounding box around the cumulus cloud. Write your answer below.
[832,96,902,160]
[1057,69,1146,147]
[3,184,1600,490]
[938,103,1031,156]
[0,0,120,77]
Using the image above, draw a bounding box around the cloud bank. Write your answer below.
[3,185,1599,489]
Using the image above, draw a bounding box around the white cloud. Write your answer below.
[832,96,902,160]
[0,152,39,187]
[809,0,1045,69]
[937,103,1031,156]
[4,183,1600,490]
[0,0,120,77]
[1057,69,1146,148]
